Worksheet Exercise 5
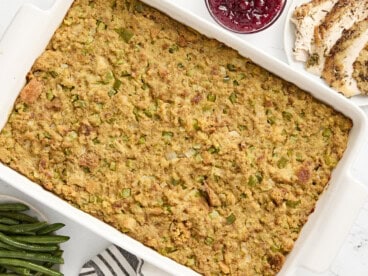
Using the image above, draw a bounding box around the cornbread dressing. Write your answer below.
[0,0,352,275]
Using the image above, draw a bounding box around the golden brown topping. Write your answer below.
[268,253,285,271]
[19,78,42,104]
[297,166,311,184]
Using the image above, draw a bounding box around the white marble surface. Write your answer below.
[0,0,368,275]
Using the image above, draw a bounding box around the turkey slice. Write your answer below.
[353,44,368,95]
[307,0,368,75]
[322,18,368,97]
[291,0,339,62]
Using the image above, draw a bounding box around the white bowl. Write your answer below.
[0,194,47,221]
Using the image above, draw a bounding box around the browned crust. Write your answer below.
[19,78,43,105]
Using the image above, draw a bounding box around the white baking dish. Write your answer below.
[0,1,368,275]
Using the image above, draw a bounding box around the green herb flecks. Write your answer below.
[162,131,174,140]
[322,128,332,138]
[46,91,54,101]
[229,92,237,104]
[282,111,292,121]
[168,44,179,54]
[226,213,236,225]
[108,89,118,97]
[138,136,146,145]
[277,157,288,169]
[248,175,257,187]
[134,2,144,12]
[227,64,236,71]
[193,119,201,131]
[120,188,131,199]
[286,200,301,208]
[48,71,58,78]
[113,78,122,91]
[204,236,214,246]
[208,145,220,154]
[207,93,216,102]
[267,116,276,125]
[115,28,134,43]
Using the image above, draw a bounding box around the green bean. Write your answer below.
[0,259,61,276]
[0,232,58,252]
[44,262,54,268]
[10,222,46,233]
[2,265,31,275]
[18,232,36,236]
[2,231,36,236]
[10,235,70,244]
[0,203,67,276]
[53,250,63,257]
[0,203,29,212]
[0,218,18,226]
[0,250,63,264]
[0,212,37,223]
[35,251,62,276]
[34,262,54,276]
[37,223,65,235]
[0,222,47,234]
[0,241,19,251]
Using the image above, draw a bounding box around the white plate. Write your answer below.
[283,0,368,106]
[0,194,47,221]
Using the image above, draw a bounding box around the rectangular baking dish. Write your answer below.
[0,1,368,275]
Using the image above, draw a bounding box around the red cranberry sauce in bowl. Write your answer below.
[206,0,286,33]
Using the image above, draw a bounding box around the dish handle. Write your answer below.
[296,174,368,273]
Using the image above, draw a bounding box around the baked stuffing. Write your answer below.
[0,0,352,275]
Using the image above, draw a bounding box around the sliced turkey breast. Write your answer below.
[291,0,339,62]
[353,44,368,94]
[322,18,368,97]
[307,0,368,75]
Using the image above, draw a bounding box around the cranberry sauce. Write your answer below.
[206,0,285,33]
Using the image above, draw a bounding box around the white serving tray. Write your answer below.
[0,1,368,275]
